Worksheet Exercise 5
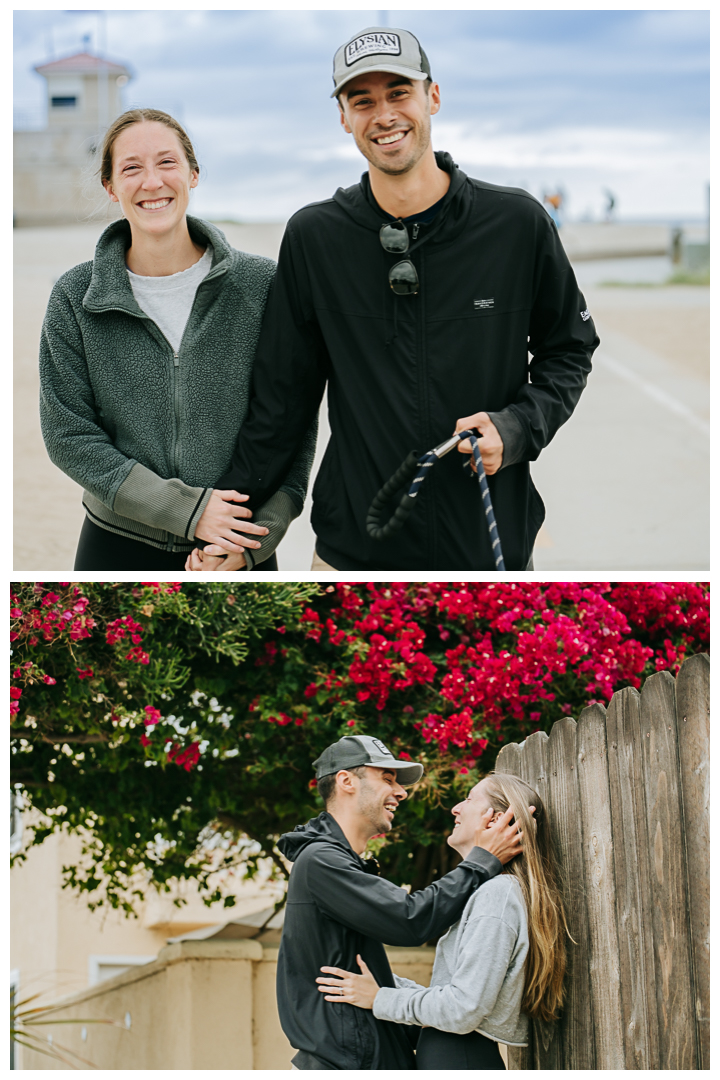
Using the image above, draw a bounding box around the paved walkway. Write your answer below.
[532,285,708,570]
[14,223,709,571]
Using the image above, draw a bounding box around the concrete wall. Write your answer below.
[18,939,436,1070]
[10,824,284,1031]
[13,128,119,227]
[559,222,670,260]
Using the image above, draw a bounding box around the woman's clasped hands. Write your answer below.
[186,488,267,571]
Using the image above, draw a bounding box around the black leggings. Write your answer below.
[74,517,278,571]
[416,1028,506,1070]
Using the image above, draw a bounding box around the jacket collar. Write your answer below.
[324,812,381,874]
[332,150,470,245]
[83,215,233,315]
[277,810,380,874]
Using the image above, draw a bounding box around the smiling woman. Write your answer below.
[37,107,316,570]
[100,110,202,271]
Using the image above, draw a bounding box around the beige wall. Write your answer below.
[13,129,117,227]
[18,939,436,1070]
[11,825,284,1034]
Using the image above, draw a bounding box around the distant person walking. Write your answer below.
[39,108,315,570]
[603,188,616,222]
[189,26,599,572]
[542,189,565,229]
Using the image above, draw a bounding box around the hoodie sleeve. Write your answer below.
[241,488,299,569]
[501,212,599,463]
[373,882,522,1033]
[212,222,328,510]
[302,843,501,947]
[393,974,426,990]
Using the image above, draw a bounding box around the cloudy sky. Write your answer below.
[14,8,709,222]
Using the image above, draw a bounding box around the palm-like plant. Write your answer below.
[11,986,124,1069]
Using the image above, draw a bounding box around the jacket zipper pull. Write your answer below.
[412,223,420,240]
[173,352,179,367]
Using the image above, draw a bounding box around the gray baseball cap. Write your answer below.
[313,735,424,785]
[331,26,432,99]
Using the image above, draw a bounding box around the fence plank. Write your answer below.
[496,661,708,1072]
[517,730,548,794]
[675,653,710,1069]
[495,741,523,779]
[495,741,533,1070]
[545,718,594,1070]
[605,687,660,1069]
[575,703,625,1068]
[641,671,697,1069]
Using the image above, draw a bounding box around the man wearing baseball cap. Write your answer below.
[194,25,598,571]
[275,735,525,1069]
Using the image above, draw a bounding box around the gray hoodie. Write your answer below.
[373,874,529,1046]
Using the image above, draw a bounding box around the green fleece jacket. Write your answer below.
[39,215,316,561]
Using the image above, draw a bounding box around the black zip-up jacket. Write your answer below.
[276,811,501,1070]
[218,152,599,570]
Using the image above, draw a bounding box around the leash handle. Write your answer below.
[366,450,420,541]
[365,429,506,571]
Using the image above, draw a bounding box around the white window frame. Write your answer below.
[11,969,20,1070]
[10,790,23,855]
[88,954,155,987]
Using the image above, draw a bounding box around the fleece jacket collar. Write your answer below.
[332,150,471,248]
[83,214,233,316]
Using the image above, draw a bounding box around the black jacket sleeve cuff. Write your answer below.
[486,408,527,470]
[462,846,503,876]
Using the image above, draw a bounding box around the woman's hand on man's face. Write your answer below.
[194,489,268,554]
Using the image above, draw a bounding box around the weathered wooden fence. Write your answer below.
[496,653,709,1070]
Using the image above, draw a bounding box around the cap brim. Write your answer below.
[365,759,424,785]
[332,64,430,98]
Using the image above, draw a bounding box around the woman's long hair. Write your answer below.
[482,773,571,1023]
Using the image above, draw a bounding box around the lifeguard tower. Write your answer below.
[14,51,133,226]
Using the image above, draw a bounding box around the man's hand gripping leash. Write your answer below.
[365,427,505,569]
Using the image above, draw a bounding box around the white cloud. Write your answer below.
[14,9,709,222]
[433,120,708,174]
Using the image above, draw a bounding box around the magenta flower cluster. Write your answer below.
[297,582,708,767]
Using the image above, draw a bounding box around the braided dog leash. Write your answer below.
[366,429,506,570]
